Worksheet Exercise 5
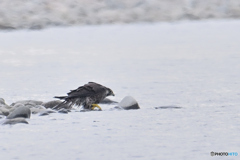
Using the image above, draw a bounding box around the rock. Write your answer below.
[118,96,140,110]
[58,108,68,114]
[30,105,47,114]
[0,98,12,110]
[35,105,46,109]
[2,104,12,110]
[45,109,57,114]
[42,100,68,109]
[99,98,118,104]
[2,118,28,125]
[7,106,31,119]
[39,112,49,116]
[38,109,56,116]
[30,107,45,114]
[155,106,182,109]
[0,98,6,105]
[0,107,10,116]
[12,103,25,108]
[10,100,43,107]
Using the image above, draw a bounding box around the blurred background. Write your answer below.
[0,0,240,30]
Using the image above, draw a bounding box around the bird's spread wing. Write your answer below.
[54,82,111,110]
[67,82,103,99]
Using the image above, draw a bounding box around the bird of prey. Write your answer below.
[53,82,115,110]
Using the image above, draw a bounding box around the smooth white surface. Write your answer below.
[119,96,138,107]
[0,20,240,160]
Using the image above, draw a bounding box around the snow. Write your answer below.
[118,96,138,107]
[0,20,240,159]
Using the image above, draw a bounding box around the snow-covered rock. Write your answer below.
[118,96,140,110]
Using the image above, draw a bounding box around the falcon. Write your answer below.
[53,82,115,110]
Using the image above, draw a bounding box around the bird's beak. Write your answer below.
[112,93,115,96]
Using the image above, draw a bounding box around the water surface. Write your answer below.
[0,20,240,160]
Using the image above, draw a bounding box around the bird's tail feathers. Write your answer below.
[52,100,71,110]
[54,96,67,100]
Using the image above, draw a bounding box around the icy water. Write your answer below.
[0,20,240,160]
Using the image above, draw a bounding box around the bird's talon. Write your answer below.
[91,104,102,110]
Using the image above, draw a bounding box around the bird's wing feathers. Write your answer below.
[66,82,104,99]
[54,82,111,110]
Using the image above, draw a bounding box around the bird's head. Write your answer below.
[106,88,115,96]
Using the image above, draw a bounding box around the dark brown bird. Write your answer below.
[53,82,114,110]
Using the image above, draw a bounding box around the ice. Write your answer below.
[0,20,240,159]
[119,96,138,107]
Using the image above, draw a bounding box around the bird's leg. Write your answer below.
[91,104,102,110]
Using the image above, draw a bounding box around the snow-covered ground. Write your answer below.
[0,20,240,159]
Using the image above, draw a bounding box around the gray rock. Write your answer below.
[0,98,5,105]
[30,107,45,114]
[0,107,10,116]
[118,96,140,110]
[2,118,28,125]
[7,106,31,119]
[45,109,57,114]
[35,105,46,109]
[24,103,36,108]
[38,109,56,116]
[2,104,12,110]
[39,112,49,116]
[12,103,25,108]
[10,100,43,107]
[0,98,12,109]
[58,108,68,114]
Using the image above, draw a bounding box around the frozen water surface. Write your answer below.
[0,20,240,159]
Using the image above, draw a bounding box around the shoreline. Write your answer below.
[1,0,240,30]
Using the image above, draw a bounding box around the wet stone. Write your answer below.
[10,100,43,107]
[39,109,56,116]
[58,108,68,114]
[0,98,6,105]
[30,108,45,114]
[7,106,31,119]
[35,105,46,109]
[12,103,25,108]
[0,107,10,116]
[39,112,49,116]
[2,118,28,125]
